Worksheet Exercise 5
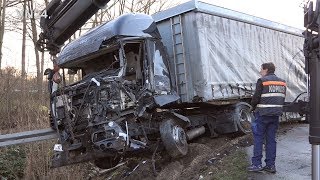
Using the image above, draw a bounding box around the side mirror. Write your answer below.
[44,68,53,75]
[68,69,77,75]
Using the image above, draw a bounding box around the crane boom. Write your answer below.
[36,0,110,55]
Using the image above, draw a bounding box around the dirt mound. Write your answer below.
[156,161,184,180]
[156,143,213,180]
[179,143,213,179]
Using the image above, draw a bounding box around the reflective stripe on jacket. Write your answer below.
[256,74,286,116]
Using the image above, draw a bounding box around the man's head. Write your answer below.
[260,62,275,77]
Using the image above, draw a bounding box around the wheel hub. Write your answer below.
[239,109,252,131]
[172,125,187,146]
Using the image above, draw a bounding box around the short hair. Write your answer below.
[261,62,275,73]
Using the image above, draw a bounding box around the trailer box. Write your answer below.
[153,0,307,103]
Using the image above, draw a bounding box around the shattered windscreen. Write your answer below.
[148,40,171,93]
[81,50,120,79]
[62,47,121,85]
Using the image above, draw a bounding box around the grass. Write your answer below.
[0,147,26,180]
[0,69,89,180]
[209,149,249,180]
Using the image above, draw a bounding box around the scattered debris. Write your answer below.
[124,160,147,177]
[206,158,217,165]
[87,161,127,179]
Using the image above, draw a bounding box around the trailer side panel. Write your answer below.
[154,1,306,103]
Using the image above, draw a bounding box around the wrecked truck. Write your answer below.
[46,1,307,168]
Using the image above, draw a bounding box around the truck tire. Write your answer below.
[160,118,188,158]
[234,102,254,134]
[93,156,120,169]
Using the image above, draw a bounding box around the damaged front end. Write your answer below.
[48,36,184,168]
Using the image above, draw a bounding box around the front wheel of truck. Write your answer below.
[160,118,188,158]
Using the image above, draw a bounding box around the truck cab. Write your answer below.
[48,13,185,168]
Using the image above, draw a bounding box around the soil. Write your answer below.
[88,134,254,180]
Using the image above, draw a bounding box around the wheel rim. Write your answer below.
[238,109,253,133]
[172,125,187,148]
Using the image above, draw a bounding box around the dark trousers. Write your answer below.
[251,114,279,166]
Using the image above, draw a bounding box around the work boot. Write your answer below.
[247,164,263,172]
[263,165,276,173]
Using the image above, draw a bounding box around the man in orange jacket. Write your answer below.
[248,62,286,173]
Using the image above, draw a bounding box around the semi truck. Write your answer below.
[42,0,307,168]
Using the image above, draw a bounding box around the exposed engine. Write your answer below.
[50,73,154,167]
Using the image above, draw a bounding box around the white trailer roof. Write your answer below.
[152,0,303,36]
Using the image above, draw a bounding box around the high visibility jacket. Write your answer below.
[256,74,286,116]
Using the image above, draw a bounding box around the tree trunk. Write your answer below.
[0,0,7,75]
[21,0,27,79]
[28,0,42,94]
[21,0,27,107]
[40,51,44,90]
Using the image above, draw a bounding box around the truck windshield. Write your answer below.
[81,49,120,79]
[62,48,121,84]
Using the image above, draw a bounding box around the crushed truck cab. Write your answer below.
[49,14,187,168]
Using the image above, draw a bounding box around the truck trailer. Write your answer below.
[45,0,307,168]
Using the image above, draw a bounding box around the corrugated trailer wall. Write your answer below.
[154,1,307,104]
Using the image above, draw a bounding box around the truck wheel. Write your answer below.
[234,102,253,134]
[160,118,188,158]
[94,156,120,169]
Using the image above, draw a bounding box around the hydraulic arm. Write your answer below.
[36,0,110,55]
[304,1,320,180]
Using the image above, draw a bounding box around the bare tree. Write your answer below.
[119,0,125,15]
[0,0,6,74]
[92,12,98,28]
[0,0,29,75]
[101,0,174,23]
[26,0,42,93]
[21,0,27,79]
[41,0,48,89]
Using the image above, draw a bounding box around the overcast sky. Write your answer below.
[2,0,307,74]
